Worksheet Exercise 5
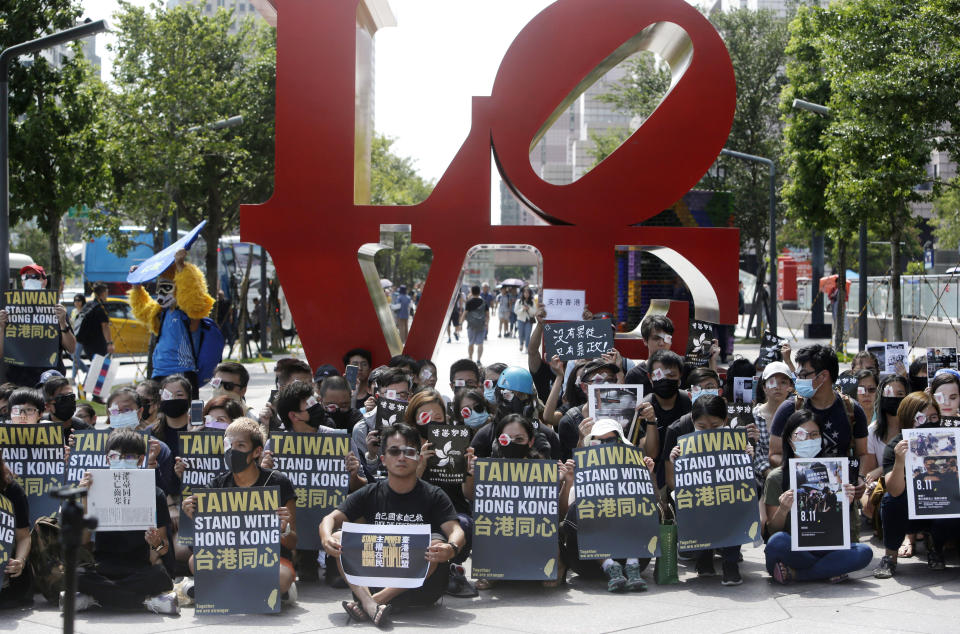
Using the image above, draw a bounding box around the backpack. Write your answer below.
[465,300,486,329]
[73,301,102,346]
[190,317,225,386]
[28,514,94,603]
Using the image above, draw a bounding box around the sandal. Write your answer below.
[828,574,849,584]
[474,578,494,590]
[371,603,393,629]
[898,539,914,559]
[771,562,794,585]
[342,600,368,623]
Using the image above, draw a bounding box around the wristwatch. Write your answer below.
[447,541,461,556]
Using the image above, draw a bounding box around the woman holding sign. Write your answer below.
[0,452,32,609]
[763,411,872,584]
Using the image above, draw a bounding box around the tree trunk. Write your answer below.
[834,239,847,352]
[47,212,63,294]
[268,276,283,354]
[890,212,903,341]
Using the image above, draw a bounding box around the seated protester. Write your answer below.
[136,379,162,431]
[875,392,960,577]
[0,451,32,609]
[542,357,587,428]
[106,387,177,499]
[40,374,91,439]
[930,371,960,419]
[482,363,507,407]
[151,375,195,461]
[414,360,438,394]
[907,357,928,394]
[320,423,466,625]
[752,362,794,485]
[210,361,256,418]
[7,388,45,424]
[854,369,878,424]
[259,358,314,432]
[623,314,675,396]
[557,357,623,460]
[0,382,19,419]
[75,403,97,427]
[73,428,178,614]
[636,350,692,490]
[342,348,373,405]
[464,414,568,589]
[764,410,873,584]
[452,388,493,431]
[559,419,654,593]
[469,366,560,460]
[861,375,909,528]
[405,389,478,598]
[387,354,417,380]
[319,376,363,433]
[769,344,869,471]
[182,418,297,603]
[667,395,750,585]
[352,368,412,480]
[200,395,245,430]
[447,358,481,406]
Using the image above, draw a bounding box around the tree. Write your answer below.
[96,1,276,294]
[5,0,109,291]
[931,182,960,250]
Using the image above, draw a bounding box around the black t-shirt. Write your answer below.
[661,413,695,464]
[84,302,110,356]
[558,406,585,461]
[2,480,30,529]
[531,362,554,404]
[338,479,457,535]
[469,420,559,459]
[42,415,92,443]
[882,433,902,476]
[624,361,653,399]
[770,395,868,458]
[644,391,692,488]
[209,468,297,559]
[94,486,170,568]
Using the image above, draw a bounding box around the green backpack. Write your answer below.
[27,514,94,603]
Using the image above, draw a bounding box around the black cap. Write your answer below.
[313,364,340,382]
[581,358,620,381]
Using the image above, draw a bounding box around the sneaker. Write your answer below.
[604,562,628,592]
[721,562,743,586]
[446,564,479,597]
[928,550,946,571]
[281,582,298,605]
[874,555,897,579]
[143,591,180,616]
[173,577,194,606]
[695,551,716,577]
[59,591,99,613]
[624,563,648,592]
[771,562,794,585]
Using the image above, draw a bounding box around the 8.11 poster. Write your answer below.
[904,428,960,519]
[789,457,850,551]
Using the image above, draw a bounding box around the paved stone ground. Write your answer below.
[21,326,958,632]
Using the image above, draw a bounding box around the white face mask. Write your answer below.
[22,278,42,290]
[109,409,139,429]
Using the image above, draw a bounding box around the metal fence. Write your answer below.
[798,274,960,320]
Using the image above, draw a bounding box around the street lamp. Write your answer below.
[720,148,777,335]
[0,19,109,298]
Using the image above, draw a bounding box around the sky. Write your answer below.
[81,0,706,183]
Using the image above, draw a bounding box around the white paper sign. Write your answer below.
[587,384,643,432]
[867,342,909,374]
[540,289,586,321]
[87,469,157,531]
[788,458,850,551]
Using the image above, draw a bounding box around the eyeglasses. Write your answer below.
[792,429,822,441]
[385,446,419,459]
[106,451,141,461]
[584,375,613,384]
[11,406,38,416]
[796,369,820,380]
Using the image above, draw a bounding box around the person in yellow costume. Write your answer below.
[129,249,214,399]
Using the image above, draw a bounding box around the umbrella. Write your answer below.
[380,279,393,289]
[500,278,525,287]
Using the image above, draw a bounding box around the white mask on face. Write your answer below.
[22,278,42,290]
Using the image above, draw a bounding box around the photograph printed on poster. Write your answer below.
[904,428,960,519]
[789,457,850,551]
[587,384,641,433]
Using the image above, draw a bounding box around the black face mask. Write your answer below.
[500,442,529,459]
[910,376,928,393]
[500,395,528,415]
[305,403,327,429]
[880,396,904,417]
[651,378,679,399]
[224,448,255,474]
[159,398,190,419]
[53,393,77,421]
[329,409,355,429]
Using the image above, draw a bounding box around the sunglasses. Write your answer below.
[385,446,419,459]
[211,378,242,391]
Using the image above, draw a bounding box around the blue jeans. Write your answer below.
[517,319,532,349]
[765,531,873,581]
[72,342,88,379]
[880,491,960,553]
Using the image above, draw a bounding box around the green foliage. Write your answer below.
[370,134,434,205]
[11,221,80,281]
[587,127,629,167]
[931,181,960,250]
[495,265,534,282]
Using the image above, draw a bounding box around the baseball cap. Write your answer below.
[313,364,340,382]
[581,358,620,381]
[36,369,64,388]
[20,264,46,278]
[584,419,632,445]
[761,361,793,382]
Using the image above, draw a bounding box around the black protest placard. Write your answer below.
[904,429,960,519]
[472,458,559,580]
[193,486,281,615]
[927,347,958,385]
[759,331,785,364]
[686,320,714,368]
[340,522,431,588]
[942,416,960,428]
[375,398,407,430]
[0,423,64,523]
[2,290,60,368]
[0,493,14,587]
[674,429,759,550]
[573,445,660,559]
[789,458,850,551]
[426,425,471,484]
[271,431,349,550]
[67,429,149,484]
[834,374,859,399]
[542,320,614,361]
[178,431,227,546]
